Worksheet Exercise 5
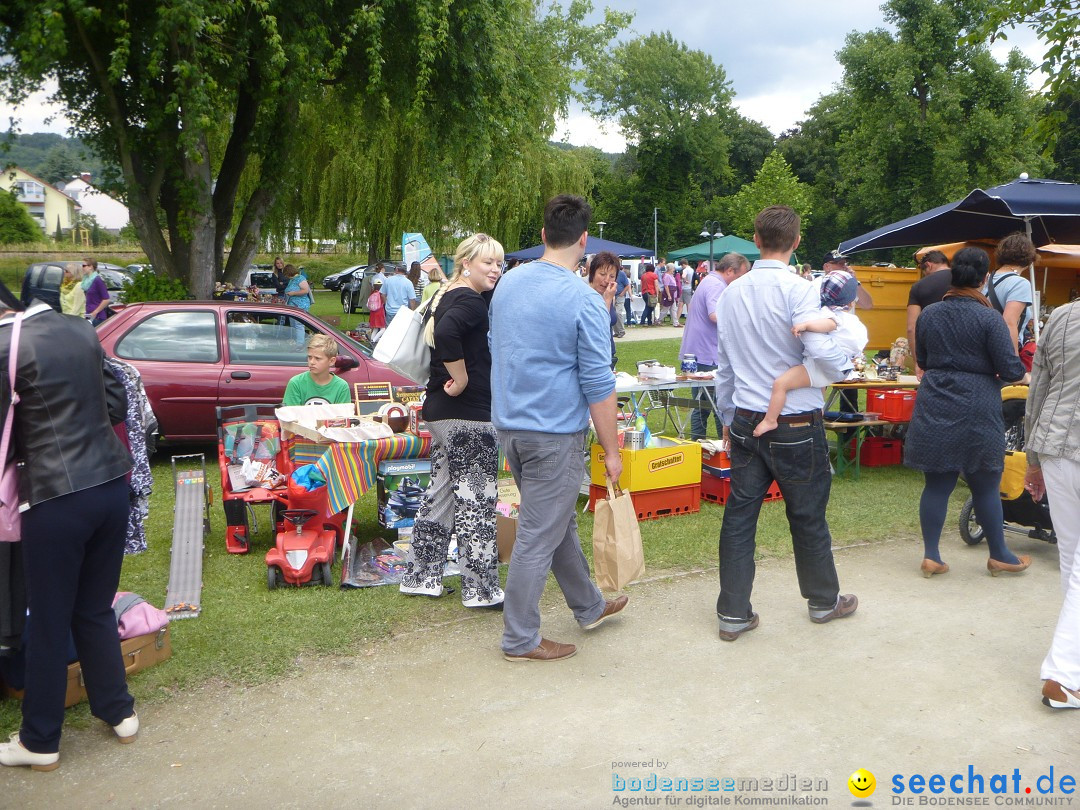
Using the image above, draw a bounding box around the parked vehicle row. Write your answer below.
[95,300,411,442]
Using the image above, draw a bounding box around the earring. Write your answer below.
[463,269,471,277]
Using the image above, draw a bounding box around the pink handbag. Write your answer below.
[0,312,24,542]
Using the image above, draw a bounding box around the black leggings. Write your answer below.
[920,469,1018,564]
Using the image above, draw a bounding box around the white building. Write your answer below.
[59,173,130,231]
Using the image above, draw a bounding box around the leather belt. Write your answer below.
[735,408,822,425]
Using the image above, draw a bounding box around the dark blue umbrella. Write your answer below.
[839,177,1080,254]
[506,235,654,261]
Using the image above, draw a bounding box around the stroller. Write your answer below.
[959,385,1056,546]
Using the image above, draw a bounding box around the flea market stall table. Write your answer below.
[824,376,920,479]
[615,376,718,440]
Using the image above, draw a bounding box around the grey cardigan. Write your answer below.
[1025,300,1080,466]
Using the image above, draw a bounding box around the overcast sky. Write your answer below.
[1,0,1043,154]
[555,0,1044,152]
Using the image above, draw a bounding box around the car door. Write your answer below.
[110,309,225,440]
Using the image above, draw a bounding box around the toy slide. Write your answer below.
[165,454,210,619]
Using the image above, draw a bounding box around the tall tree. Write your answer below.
[721,151,812,241]
[0,1,624,296]
[780,0,1050,260]
[585,32,737,251]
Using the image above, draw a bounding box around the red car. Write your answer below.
[96,300,410,442]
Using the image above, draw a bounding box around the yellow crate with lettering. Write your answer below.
[590,436,702,492]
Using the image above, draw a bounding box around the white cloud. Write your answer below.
[0,83,73,135]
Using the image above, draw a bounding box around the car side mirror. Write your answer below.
[335,355,358,372]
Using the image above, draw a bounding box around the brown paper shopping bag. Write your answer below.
[592,479,645,591]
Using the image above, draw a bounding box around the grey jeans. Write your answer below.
[499,429,606,654]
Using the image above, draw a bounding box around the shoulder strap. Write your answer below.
[1,313,24,477]
[985,272,1015,314]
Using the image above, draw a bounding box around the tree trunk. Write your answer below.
[182,133,217,299]
[225,183,277,285]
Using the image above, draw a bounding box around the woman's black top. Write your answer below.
[423,287,492,423]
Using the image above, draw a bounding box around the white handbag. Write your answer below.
[372,298,433,385]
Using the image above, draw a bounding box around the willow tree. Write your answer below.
[0,1,622,296]
[275,1,629,258]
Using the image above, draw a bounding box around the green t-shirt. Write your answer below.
[282,373,352,406]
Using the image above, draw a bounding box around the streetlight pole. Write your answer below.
[653,208,659,260]
[700,220,724,273]
[597,221,606,239]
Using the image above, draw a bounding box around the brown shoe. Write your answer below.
[920,558,949,578]
[809,594,858,624]
[1042,679,1080,709]
[718,612,759,642]
[582,595,629,630]
[504,638,577,662]
[987,555,1032,576]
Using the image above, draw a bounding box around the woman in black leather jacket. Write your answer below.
[0,284,139,772]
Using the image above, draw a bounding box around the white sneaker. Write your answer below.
[399,582,444,597]
[113,712,139,743]
[0,733,60,771]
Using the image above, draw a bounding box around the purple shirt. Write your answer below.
[678,272,728,365]
[84,275,110,322]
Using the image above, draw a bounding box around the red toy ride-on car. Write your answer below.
[266,473,345,589]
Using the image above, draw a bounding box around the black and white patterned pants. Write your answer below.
[399,419,503,606]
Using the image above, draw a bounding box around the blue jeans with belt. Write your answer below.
[716,411,840,626]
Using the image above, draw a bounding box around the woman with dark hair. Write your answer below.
[1024,298,1080,708]
[988,231,1037,351]
[0,283,137,771]
[81,258,111,325]
[588,251,620,370]
[904,247,1029,578]
[408,262,424,300]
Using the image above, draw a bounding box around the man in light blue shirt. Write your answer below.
[490,194,628,663]
[382,264,417,323]
[713,205,858,641]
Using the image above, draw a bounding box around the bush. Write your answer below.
[0,192,43,244]
[123,270,189,302]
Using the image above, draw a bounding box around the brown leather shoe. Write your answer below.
[504,638,577,662]
[987,555,1032,576]
[582,595,629,630]
[718,612,759,642]
[920,558,949,578]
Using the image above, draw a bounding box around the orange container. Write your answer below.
[869,389,916,422]
[700,471,782,505]
[588,483,700,520]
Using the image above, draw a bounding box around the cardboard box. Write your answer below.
[495,479,520,563]
[590,436,702,492]
[377,459,432,529]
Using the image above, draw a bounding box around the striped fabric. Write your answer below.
[313,434,431,514]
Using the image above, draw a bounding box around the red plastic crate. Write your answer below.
[847,436,903,466]
[588,482,700,520]
[869,389,916,422]
[700,471,783,505]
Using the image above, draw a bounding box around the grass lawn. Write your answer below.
[0,287,962,735]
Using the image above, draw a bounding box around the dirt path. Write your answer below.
[4,538,1075,808]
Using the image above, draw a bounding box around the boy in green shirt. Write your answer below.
[282,335,352,406]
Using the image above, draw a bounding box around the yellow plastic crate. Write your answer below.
[590,436,702,492]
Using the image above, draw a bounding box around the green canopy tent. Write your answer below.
[666,234,760,263]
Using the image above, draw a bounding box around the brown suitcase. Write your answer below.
[1,626,172,707]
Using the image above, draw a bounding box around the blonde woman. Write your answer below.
[400,233,505,608]
[421,264,445,304]
[59,262,86,317]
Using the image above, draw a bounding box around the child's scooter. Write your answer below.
[266,468,347,589]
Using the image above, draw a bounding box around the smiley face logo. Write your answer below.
[848,768,876,798]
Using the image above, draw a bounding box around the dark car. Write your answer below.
[95,300,412,441]
[322,264,366,291]
[341,263,401,314]
[21,262,133,312]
